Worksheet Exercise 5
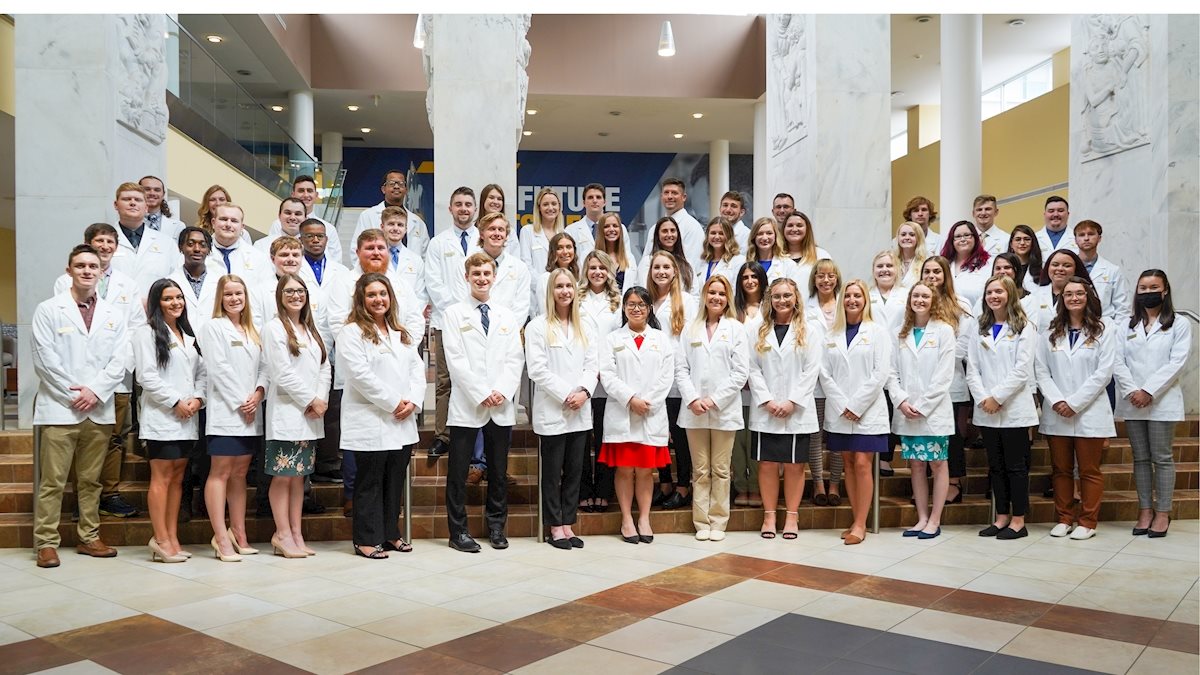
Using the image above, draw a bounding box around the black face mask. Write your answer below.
[1137,292,1164,309]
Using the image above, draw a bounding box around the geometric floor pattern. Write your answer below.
[0,521,1196,674]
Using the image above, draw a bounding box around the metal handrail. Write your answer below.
[1177,309,1200,324]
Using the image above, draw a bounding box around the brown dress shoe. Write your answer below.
[343,499,353,518]
[37,547,61,568]
[77,539,118,558]
[466,466,484,485]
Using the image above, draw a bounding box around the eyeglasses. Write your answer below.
[300,233,326,240]
[282,288,308,297]
[385,180,406,188]
[953,233,975,241]
[624,302,648,311]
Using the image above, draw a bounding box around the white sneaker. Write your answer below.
[1069,526,1096,540]
[695,530,711,541]
[1050,523,1074,537]
[709,530,726,542]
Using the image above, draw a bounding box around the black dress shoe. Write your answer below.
[978,524,1002,537]
[996,526,1028,540]
[638,533,654,544]
[879,467,895,477]
[302,496,326,514]
[1043,486,1055,498]
[569,536,584,549]
[489,530,509,549]
[449,533,481,553]
[652,489,670,507]
[427,439,450,458]
[548,537,572,550]
[661,491,691,510]
[1132,526,1150,536]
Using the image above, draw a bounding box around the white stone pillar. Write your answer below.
[165,13,180,96]
[289,88,315,171]
[14,15,169,427]
[1068,14,1199,411]
[939,14,982,225]
[709,139,730,218]
[321,131,344,166]
[752,98,767,219]
[766,15,892,279]
[423,14,530,232]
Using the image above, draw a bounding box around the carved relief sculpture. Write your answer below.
[117,14,168,144]
[1080,14,1150,161]
[768,14,808,157]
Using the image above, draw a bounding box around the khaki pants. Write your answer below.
[432,328,451,443]
[36,420,110,549]
[101,393,131,496]
[686,428,736,532]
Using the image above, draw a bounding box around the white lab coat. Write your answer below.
[1035,227,1077,261]
[755,256,803,289]
[564,217,597,264]
[350,243,428,306]
[133,325,206,441]
[640,208,706,271]
[354,203,430,258]
[206,239,274,289]
[53,268,144,394]
[197,317,267,436]
[518,225,559,285]
[168,268,221,334]
[977,226,1008,258]
[633,253,698,295]
[487,253,531,322]
[256,276,333,351]
[599,326,674,445]
[336,323,425,450]
[790,246,832,302]
[298,255,349,292]
[653,292,699,398]
[1035,320,1117,438]
[923,228,946,257]
[1114,316,1192,422]
[869,286,908,335]
[1026,285,1059,333]
[746,319,823,434]
[442,299,525,427]
[31,293,129,426]
[147,213,186,243]
[948,300,975,403]
[820,321,893,435]
[693,255,745,294]
[580,290,622,398]
[887,320,956,436]
[269,215,343,264]
[804,296,837,399]
[262,317,330,441]
[1085,256,1131,320]
[424,226,479,330]
[674,317,749,431]
[950,261,990,309]
[524,316,599,436]
[324,267,426,381]
[966,321,1039,428]
[111,225,177,297]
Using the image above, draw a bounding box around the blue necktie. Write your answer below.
[460,230,468,255]
[217,247,234,274]
[479,303,490,335]
[390,246,401,269]
[146,213,161,231]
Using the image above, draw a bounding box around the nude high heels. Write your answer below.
[211,535,243,562]
[227,530,259,555]
[148,538,187,563]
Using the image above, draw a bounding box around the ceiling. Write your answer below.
[180,13,1071,153]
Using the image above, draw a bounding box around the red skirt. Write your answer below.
[599,442,671,469]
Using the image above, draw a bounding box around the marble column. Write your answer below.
[1068,14,1199,411]
[14,14,169,426]
[752,98,767,217]
[321,131,343,166]
[289,88,315,172]
[765,14,892,280]
[422,14,530,232]
[939,14,983,225]
[709,139,729,218]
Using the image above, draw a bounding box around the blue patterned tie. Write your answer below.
[460,230,468,255]
[217,247,234,274]
[479,303,490,335]
[390,246,400,269]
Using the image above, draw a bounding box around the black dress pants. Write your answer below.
[352,447,412,545]
[447,422,510,537]
[580,398,614,502]
[541,431,587,526]
[658,398,692,487]
[981,427,1031,517]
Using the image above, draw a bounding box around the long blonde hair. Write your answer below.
[701,217,740,263]
[211,274,261,347]
[544,268,588,348]
[647,250,687,336]
[755,278,808,353]
[581,250,620,312]
[893,221,928,276]
[870,250,901,293]
[832,279,875,333]
[532,187,564,236]
[897,283,957,338]
[595,212,633,272]
[921,255,966,323]
[976,275,1029,337]
[745,217,785,263]
[688,275,736,337]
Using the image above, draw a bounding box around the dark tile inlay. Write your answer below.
[758,563,865,592]
[429,624,577,672]
[840,575,954,608]
[1149,620,1200,655]
[818,660,910,675]
[1033,605,1163,645]
[0,638,80,675]
[577,582,699,617]
[841,631,991,675]
[353,649,502,675]
[746,614,879,654]
[680,635,838,674]
[685,552,790,578]
[971,653,1106,675]
[929,589,1052,626]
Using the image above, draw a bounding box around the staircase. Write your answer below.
[0,420,1195,547]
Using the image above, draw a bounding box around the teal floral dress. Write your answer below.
[266,439,315,476]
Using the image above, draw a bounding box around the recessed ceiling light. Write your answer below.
[360,127,371,133]
[673,133,684,139]
[913,54,923,60]
[204,34,224,43]
[598,132,609,137]
[1007,18,1025,27]
[890,91,903,97]
[608,111,622,117]
[692,113,704,119]
[523,130,533,136]
[915,16,932,24]
[347,105,360,112]
[526,109,537,115]
[270,105,284,112]
[236,69,251,76]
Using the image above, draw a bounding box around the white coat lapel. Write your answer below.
[625,329,645,363]
[57,294,89,335]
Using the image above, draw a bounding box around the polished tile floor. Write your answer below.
[0,521,1196,674]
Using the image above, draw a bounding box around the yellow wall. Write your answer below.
[0,227,14,321]
[0,16,13,117]
[892,84,1070,235]
[166,127,280,236]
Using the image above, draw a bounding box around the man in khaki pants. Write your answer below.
[30,245,130,568]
